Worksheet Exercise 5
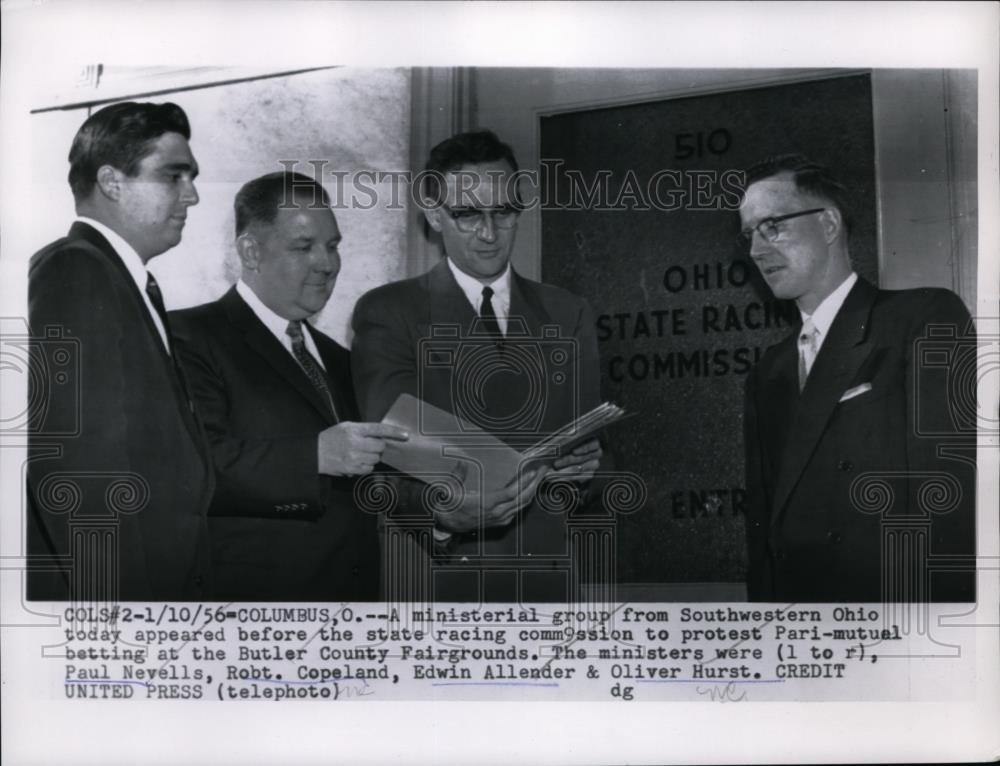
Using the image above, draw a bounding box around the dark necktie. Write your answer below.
[144,272,174,354]
[480,285,503,339]
[145,272,196,414]
[286,320,339,421]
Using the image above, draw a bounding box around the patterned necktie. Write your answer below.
[286,320,339,421]
[480,285,503,338]
[797,318,819,392]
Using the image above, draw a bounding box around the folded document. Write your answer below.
[379,393,627,492]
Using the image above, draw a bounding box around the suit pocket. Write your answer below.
[834,385,891,414]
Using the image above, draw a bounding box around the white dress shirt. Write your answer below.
[76,216,171,352]
[798,272,858,358]
[236,279,326,369]
[447,259,512,335]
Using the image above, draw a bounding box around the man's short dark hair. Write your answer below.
[68,101,191,201]
[743,154,852,234]
[234,172,331,237]
[422,129,520,205]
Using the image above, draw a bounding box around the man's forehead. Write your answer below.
[739,172,806,218]
[143,131,196,165]
[271,204,339,236]
[443,161,516,206]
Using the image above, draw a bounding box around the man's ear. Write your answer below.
[95,165,121,201]
[423,204,443,233]
[819,207,844,244]
[236,233,260,272]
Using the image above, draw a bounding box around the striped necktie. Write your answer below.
[286,320,339,421]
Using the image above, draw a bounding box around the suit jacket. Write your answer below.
[170,287,378,601]
[744,277,976,602]
[27,221,213,601]
[351,259,606,602]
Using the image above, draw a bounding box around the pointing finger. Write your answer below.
[358,423,410,441]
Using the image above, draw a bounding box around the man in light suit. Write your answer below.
[352,130,607,603]
[28,102,213,601]
[171,172,408,601]
[740,154,976,602]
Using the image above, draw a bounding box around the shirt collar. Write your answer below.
[800,272,858,338]
[236,279,296,340]
[447,258,511,308]
[76,216,148,290]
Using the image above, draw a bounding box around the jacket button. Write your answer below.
[194,575,204,587]
[828,531,843,543]
[837,460,853,471]
[351,567,360,576]
[775,550,786,561]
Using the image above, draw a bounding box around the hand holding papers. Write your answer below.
[431,467,550,534]
[317,421,410,477]
[550,438,603,483]
[522,402,625,483]
[378,394,627,493]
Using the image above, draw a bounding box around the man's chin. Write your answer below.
[472,261,509,280]
[299,295,333,316]
[146,239,181,259]
[764,278,795,301]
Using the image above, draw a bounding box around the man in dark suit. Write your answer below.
[28,102,212,601]
[352,130,607,603]
[740,154,976,603]
[171,172,408,601]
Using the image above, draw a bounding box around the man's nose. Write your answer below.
[475,212,497,242]
[181,178,199,207]
[314,248,340,275]
[748,230,772,259]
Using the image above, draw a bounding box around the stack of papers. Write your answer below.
[521,401,626,463]
[379,394,627,492]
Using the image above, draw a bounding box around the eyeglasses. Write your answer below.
[739,208,826,245]
[442,204,521,233]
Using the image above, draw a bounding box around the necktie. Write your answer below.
[480,285,503,338]
[144,272,173,354]
[286,320,339,421]
[797,318,819,392]
[145,272,196,414]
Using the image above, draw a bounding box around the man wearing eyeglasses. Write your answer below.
[739,154,975,603]
[352,130,605,603]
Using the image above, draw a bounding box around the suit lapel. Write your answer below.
[509,270,552,337]
[426,259,550,335]
[424,261,553,438]
[69,222,174,365]
[758,333,800,474]
[307,323,350,423]
[68,222,203,439]
[427,259,479,332]
[221,288,336,424]
[771,278,878,520]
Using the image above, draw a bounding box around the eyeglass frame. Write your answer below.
[739,207,827,245]
[440,203,522,233]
